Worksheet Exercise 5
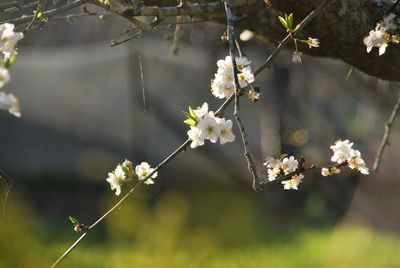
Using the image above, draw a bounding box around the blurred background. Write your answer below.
[1,5,400,267]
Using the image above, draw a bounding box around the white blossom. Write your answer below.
[238,66,255,88]
[267,167,280,181]
[363,13,397,56]
[216,118,235,145]
[330,139,353,164]
[193,102,209,119]
[235,56,252,71]
[292,51,302,64]
[197,114,221,143]
[307,37,320,49]
[186,102,235,148]
[363,28,389,55]
[263,155,302,186]
[114,165,126,180]
[211,56,254,99]
[135,162,158,185]
[188,126,205,149]
[0,67,10,88]
[0,91,20,117]
[263,156,281,169]
[321,168,330,177]
[0,23,24,59]
[281,156,299,175]
[106,166,127,196]
[347,150,369,175]
[282,174,304,190]
[329,139,369,175]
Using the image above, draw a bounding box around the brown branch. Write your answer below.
[253,0,331,77]
[373,91,400,172]
[257,157,317,189]
[224,0,261,190]
[98,0,257,19]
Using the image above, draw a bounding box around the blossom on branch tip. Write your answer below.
[329,139,369,175]
[347,150,369,175]
[135,162,157,185]
[307,37,320,48]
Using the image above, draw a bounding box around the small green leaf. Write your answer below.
[3,54,17,68]
[287,13,293,30]
[183,118,197,126]
[278,16,288,29]
[188,106,197,119]
[279,153,288,160]
[69,216,79,225]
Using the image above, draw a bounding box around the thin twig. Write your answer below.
[1,0,89,26]
[386,0,400,15]
[51,139,191,267]
[171,16,183,55]
[138,55,147,113]
[224,0,260,190]
[373,91,400,172]
[253,0,331,77]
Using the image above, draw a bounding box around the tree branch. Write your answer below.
[50,2,332,266]
[1,0,90,26]
[98,0,257,19]
[373,90,400,172]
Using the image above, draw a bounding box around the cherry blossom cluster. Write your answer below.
[210,56,255,99]
[363,13,399,56]
[321,139,369,176]
[106,160,158,196]
[263,155,304,190]
[185,102,235,148]
[0,23,24,60]
[0,23,23,117]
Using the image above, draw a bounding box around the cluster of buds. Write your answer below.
[321,139,369,176]
[211,56,255,99]
[363,13,399,56]
[106,159,158,196]
[0,23,23,117]
[184,102,235,149]
[263,155,304,190]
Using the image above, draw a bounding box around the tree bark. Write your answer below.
[237,0,399,82]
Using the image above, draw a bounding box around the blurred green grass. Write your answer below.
[1,188,400,268]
